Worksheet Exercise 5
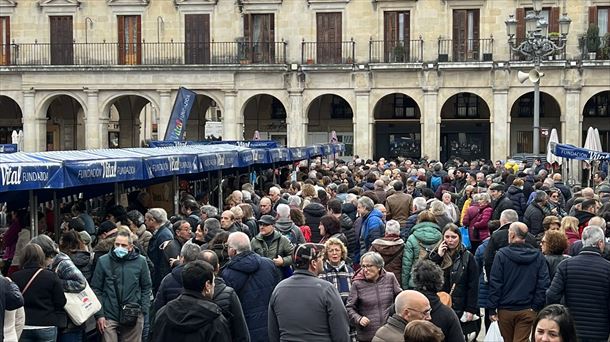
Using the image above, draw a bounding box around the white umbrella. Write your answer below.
[583,126,600,152]
[594,128,603,152]
[546,128,561,165]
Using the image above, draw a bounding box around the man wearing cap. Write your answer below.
[268,243,350,342]
[250,215,294,279]
[598,184,610,204]
[489,183,514,221]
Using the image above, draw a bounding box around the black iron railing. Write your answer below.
[301,39,355,64]
[437,36,494,62]
[369,37,424,63]
[3,40,287,66]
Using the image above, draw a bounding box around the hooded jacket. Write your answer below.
[91,246,152,321]
[275,218,305,246]
[359,209,385,257]
[213,277,250,342]
[488,243,549,314]
[506,185,527,219]
[491,194,514,220]
[303,202,327,243]
[221,251,279,342]
[402,221,442,288]
[151,290,231,342]
[369,236,404,287]
[68,250,93,283]
[523,202,546,236]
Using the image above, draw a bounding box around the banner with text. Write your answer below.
[164,87,197,141]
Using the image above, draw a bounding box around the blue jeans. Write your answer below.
[59,328,84,342]
[19,327,57,342]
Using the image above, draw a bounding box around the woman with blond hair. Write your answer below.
[318,237,354,304]
[560,216,580,249]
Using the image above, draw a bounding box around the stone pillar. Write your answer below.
[354,90,371,158]
[85,90,101,149]
[491,89,510,161]
[422,88,439,160]
[223,90,239,140]
[157,89,172,140]
[287,90,305,147]
[22,90,45,152]
[564,87,582,183]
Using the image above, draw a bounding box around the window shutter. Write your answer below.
[136,15,142,64]
[589,6,598,25]
[452,10,466,58]
[0,17,9,65]
[244,14,251,41]
[404,11,410,42]
[269,13,275,44]
[118,16,125,64]
[473,9,480,56]
[516,8,525,42]
[549,7,560,33]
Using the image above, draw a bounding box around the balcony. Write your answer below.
[1,40,287,66]
[578,35,610,60]
[369,38,424,63]
[509,36,567,61]
[437,36,494,62]
[301,39,355,64]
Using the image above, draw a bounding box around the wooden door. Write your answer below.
[50,16,73,65]
[384,11,410,62]
[0,17,9,65]
[118,15,141,65]
[316,12,341,64]
[185,14,210,64]
[244,14,275,63]
[452,9,479,61]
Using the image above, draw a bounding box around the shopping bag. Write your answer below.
[460,226,471,249]
[484,321,503,342]
[63,282,102,326]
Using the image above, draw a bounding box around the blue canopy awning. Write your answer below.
[125,147,200,178]
[551,142,610,161]
[0,152,63,192]
[269,147,290,163]
[289,147,309,161]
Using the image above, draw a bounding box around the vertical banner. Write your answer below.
[164,87,197,141]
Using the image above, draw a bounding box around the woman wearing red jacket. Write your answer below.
[462,193,492,253]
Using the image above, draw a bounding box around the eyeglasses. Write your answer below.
[360,264,378,269]
[408,307,432,317]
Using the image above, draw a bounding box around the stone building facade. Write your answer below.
[0,0,608,168]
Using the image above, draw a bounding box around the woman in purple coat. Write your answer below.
[346,251,402,342]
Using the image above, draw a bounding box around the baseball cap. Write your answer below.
[293,243,325,268]
[258,215,276,226]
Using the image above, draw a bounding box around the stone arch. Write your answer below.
[0,95,23,144]
[37,93,87,151]
[306,93,354,156]
[185,93,224,141]
[242,93,288,144]
[104,94,155,148]
[582,90,610,152]
[509,91,561,155]
[439,92,491,161]
[372,92,422,160]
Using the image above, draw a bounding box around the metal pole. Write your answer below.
[533,74,540,156]
[173,175,179,216]
[114,183,120,205]
[218,170,223,210]
[53,192,60,242]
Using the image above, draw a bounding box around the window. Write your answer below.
[591,6,610,36]
[118,15,141,65]
[185,14,210,64]
[517,94,545,118]
[452,9,479,62]
[584,92,609,117]
[392,94,417,118]
[336,134,353,157]
[50,16,73,65]
[271,98,286,120]
[0,17,9,65]
[316,12,342,64]
[384,11,410,62]
[330,96,353,119]
[244,13,275,63]
[456,93,479,118]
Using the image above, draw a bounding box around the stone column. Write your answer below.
[157,89,172,140]
[22,90,45,152]
[354,90,371,158]
[491,89,510,161]
[287,90,305,147]
[422,88,439,160]
[84,89,101,149]
[563,87,582,183]
[223,90,239,140]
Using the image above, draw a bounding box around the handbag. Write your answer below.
[55,260,102,326]
[484,321,503,342]
[459,226,471,249]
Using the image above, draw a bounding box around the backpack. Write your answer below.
[431,175,442,191]
[417,240,437,262]
[283,228,299,247]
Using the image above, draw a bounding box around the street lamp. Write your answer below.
[505,0,571,155]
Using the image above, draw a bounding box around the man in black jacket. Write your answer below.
[546,225,610,341]
[0,275,24,341]
[489,183,514,220]
[523,190,548,236]
[153,243,201,313]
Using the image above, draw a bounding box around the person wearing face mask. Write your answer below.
[151,260,231,342]
[91,228,152,342]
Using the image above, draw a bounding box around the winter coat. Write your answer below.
[153,263,185,313]
[402,210,422,241]
[2,219,21,261]
[275,218,306,246]
[491,194,514,220]
[151,290,231,342]
[303,202,327,243]
[546,247,610,340]
[3,306,25,342]
[342,202,358,223]
[434,212,453,230]
[221,251,279,342]
[475,238,490,308]
[421,290,465,342]
[544,254,570,281]
[0,276,23,341]
[11,266,66,327]
[402,221,442,288]
[488,244,549,313]
[90,247,152,321]
[359,209,385,258]
[574,210,596,236]
[135,223,152,255]
[213,277,250,342]
[523,202,546,236]
[565,229,580,248]
[9,229,30,269]
[346,269,402,342]
[148,222,174,292]
[483,223,538,277]
[462,203,492,242]
[506,187,527,220]
[554,182,572,202]
[385,192,412,226]
[51,252,87,293]
[339,213,358,260]
[67,250,93,283]
[369,236,404,287]
[371,314,407,342]
[319,260,354,304]
[250,230,294,268]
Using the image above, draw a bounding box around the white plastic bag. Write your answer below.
[484,321,503,342]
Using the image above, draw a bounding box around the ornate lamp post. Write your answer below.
[505,0,571,155]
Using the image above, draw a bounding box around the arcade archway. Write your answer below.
[107,95,152,148]
[45,95,85,151]
[373,93,421,160]
[243,94,287,145]
[0,95,22,144]
[307,94,354,156]
[510,92,561,155]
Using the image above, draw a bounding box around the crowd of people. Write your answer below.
[1,155,609,342]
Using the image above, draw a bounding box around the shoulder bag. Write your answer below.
[55,261,102,326]
[110,259,141,326]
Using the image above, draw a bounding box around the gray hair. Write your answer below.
[30,234,59,258]
[360,251,384,268]
[534,190,547,203]
[582,225,605,248]
[429,200,445,216]
[181,243,201,263]
[478,192,491,203]
[374,203,386,212]
[116,228,134,245]
[277,203,291,219]
[227,232,251,253]
[358,196,374,212]
[287,195,302,207]
[385,220,401,236]
[241,190,251,201]
[147,208,167,224]
[413,197,427,212]
[500,209,518,224]
[345,193,358,205]
[203,217,220,231]
[200,205,218,218]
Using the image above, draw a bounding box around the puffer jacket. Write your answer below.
[462,203,492,242]
[67,250,93,283]
[402,210,423,240]
[506,185,527,219]
[401,221,442,288]
[359,209,385,258]
[475,238,490,308]
[346,269,402,342]
[303,202,327,243]
[213,277,250,342]
[221,251,280,342]
[369,236,404,288]
[544,254,570,281]
[135,223,152,255]
[51,252,87,293]
[523,202,545,236]
[152,263,185,313]
[371,314,407,342]
[342,202,357,223]
[339,213,358,261]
